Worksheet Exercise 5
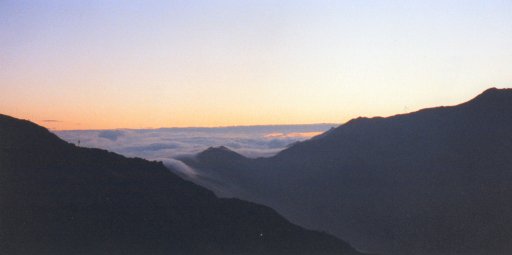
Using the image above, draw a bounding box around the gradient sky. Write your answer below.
[1,0,511,130]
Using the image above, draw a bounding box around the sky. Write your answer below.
[1,0,511,130]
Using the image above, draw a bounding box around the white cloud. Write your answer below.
[55,124,336,161]
[160,158,198,178]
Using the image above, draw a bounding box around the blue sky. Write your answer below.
[1,0,511,129]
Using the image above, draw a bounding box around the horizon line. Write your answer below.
[50,122,341,132]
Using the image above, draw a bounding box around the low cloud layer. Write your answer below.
[55,124,336,161]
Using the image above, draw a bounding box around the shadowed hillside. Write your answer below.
[180,88,512,255]
[0,114,363,255]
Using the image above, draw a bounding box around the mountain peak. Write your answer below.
[199,146,246,161]
[476,87,510,98]
[0,113,68,150]
[466,87,512,107]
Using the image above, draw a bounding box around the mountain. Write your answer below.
[178,88,512,255]
[0,114,363,255]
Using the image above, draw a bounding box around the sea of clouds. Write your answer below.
[55,124,337,162]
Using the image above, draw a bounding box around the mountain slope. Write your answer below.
[180,88,512,255]
[0,114,362,255]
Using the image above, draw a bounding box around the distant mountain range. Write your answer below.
[0,114,362,255]
[177,88,512,255]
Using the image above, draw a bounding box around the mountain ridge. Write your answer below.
[0,113,363,255]
[178,88,512,255]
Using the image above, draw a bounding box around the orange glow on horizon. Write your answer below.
[264,132,323,139]
[2,2,510,131]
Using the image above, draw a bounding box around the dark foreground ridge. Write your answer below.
[0,114,363,255]
[182,88,512,255]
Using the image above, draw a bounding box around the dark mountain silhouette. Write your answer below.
[0,114,363,255]
[179,88,512,255]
